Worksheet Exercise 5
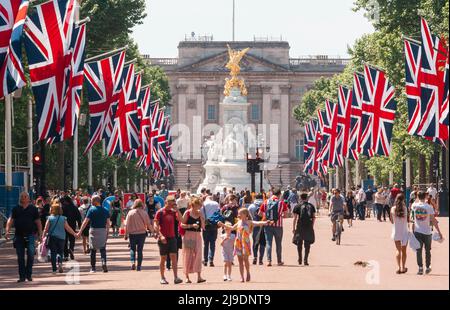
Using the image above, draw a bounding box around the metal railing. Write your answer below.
[0,152,29,170]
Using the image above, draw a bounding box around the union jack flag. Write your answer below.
[125,85,150,163]
[419,18,448,141]
[303,119,318,175]
[317,100,343,167]
[163,117,174,175]
[0,0,28,99]
[147,100,162,170]
[48,23,86,144]
[107,65,141,156]
[442,50,449,128]
[349,73,365,160]
[360,65,397,157]
[337,86,354,159]
[405,39,424,137]
[24,0,76,141]
[305,118,328,176]
[84,51,126,154]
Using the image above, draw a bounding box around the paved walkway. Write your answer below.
[0,215,448,290]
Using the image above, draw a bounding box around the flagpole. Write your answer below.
[85,45,129,63]
[232,0,236,41]
[102,140,107,187]
[113,164,118,189]
[27,97,33,192]
[88,148,93,192]
[4,95,13,188]
[72,0,81,192]
[345,158,350,192]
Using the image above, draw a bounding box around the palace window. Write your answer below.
[295,139,304,163]
[250,104,261,121]
[207,105,217,121]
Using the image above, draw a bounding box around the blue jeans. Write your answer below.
[129,233,146,267]
[264,226,283,263]
[14,234,36,280]
[252,226,266,261]
[202,227,218,263]
[49,236,65,272]
[90,248,107,268]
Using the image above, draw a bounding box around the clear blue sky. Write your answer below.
[132,0,374,58]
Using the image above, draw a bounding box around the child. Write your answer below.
[219,208,269,283]
[220,221,235,281]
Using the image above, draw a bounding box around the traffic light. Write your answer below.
[33,152,43,193]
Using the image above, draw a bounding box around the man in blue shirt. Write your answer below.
[159,184,169,202]
[77,195,110,273]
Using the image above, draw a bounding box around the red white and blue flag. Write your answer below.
[360,65,397,157]
[317,100,343,167]
[107,65,141,156]
[48,22,86,144]
[349,73,365,160]
[418,18,448,142]
[162,117,174,176]
[337,86,354,159]
[0,0,29,99]
[405,39,424,137]
[148,100,162,173]
[24,0,76,141]
[84,50,126,154]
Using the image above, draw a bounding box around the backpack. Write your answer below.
[265,199,279,222]
[299,202,314,226]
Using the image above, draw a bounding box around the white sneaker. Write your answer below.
[90,268,96,273]
[223,275,228,281]
[227,276,232,281]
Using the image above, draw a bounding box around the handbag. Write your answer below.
[45,215,61,247]
[408,232,421,251]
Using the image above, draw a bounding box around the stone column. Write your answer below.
[176,84,188,159]
[262,85,272,146]
[279,84,291,159]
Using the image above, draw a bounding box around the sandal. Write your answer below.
[197,278,206,283]
[401,268,408,274]
[185,279,192,284]
[396,269,402,274]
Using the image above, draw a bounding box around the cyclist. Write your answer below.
[329,189,349,242]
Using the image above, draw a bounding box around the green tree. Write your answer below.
[293,0,449,184]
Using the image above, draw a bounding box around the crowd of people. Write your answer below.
[3,182,445,284]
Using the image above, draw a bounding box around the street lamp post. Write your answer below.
[278,164,283,188]
[186,164,192,192]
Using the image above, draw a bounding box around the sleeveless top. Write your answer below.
[185,211,201,232]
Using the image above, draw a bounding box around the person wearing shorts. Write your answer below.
[328,189,348,242]
[154,195,183,285]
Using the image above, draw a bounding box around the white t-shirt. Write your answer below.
[411,201,435,235]
[427,187,437,200]
[176,198,189,210]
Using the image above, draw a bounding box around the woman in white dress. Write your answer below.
[390,194,409,274]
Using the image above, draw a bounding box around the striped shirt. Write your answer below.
[259,196,288,228]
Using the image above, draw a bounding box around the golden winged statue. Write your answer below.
[224,44,250,97]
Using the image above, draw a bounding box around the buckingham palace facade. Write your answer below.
[143,38,348,190]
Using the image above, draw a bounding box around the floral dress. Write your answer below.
[234,221,252,256]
